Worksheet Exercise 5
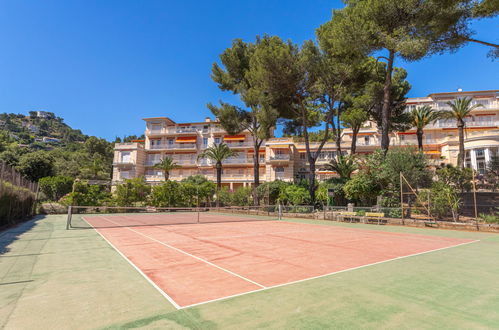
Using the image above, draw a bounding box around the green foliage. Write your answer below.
[0,180,36,226]
[17,151,55,181]
[479,212,499,224]
[325,155,357,180]
[485,155,499,191]
[256,180,290,205]
[410,105,442,150]
[440,98,483,167]
[231,187,253,206]
[150,181,184,207]
[154,157,180,181]
[429,181,460,221]
[60,181,112,206]
[436,165,473,193]
[114,178,151,207]
[344,149,431,206]
[181,175,216,206]
[198,143,237,194]
[343,172,380,205]
[38,176,74,201]
[281,185,311,206]
[0,112,115,182]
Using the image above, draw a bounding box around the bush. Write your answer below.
[38,176,73,201]
[114,178,151,206]
[60,181,112,206]
[282,185,310,206]
[479,212,499,224]
[150,181,184,207]
[0,181,36,226]
[256,180,290,205]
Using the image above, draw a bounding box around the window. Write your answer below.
[215,137,221,144]
[168,139,174,145]
[275,167,285,172]
[364,136,370,145]
[203,137,208,146]
[121,152,131,163]
[150,124,162,132]
[300,153,305,160]
[120,171,130,179]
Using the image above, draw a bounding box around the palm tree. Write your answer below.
[197,143,236,205]
[441,98,483,168]
[409,105,442,152]
[324,155,357,180]
[154,157,180,181]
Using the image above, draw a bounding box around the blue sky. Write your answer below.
[0,0,497,141]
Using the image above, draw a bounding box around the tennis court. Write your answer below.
[81,210,476,309]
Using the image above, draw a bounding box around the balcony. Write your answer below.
[114,142,144,150]
[269,154,290,162]
[113,160,135,166]
[145,175,165,182]
[149,143,197,150]
[176,127,199,134]
[222,157,253,165]
[426,120,499,129]
[210,126,225,133]
[173,159,197,166]
[225,141,253,148]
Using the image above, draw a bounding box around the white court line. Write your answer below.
[100,216,266,289]
[82,216,479,310]
[81,216,182,310]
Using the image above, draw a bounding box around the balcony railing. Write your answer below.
[114,142,143,150]
[176,127,198,133]
[426,120,499,129]
[113,160,135,165]
[225,141,253,148]
[149,143,197,150]
[270,154,290,161]
[222,158,253,164]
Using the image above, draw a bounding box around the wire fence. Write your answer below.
[0,161,39,228]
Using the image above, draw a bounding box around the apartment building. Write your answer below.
[112,117,268,190]
[112,89,499,188]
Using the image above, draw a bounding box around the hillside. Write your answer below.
[0,111,114,182]
[0,111,88,147]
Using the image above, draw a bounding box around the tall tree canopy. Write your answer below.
[209,38,278,204]
[248,35,366,203]
[318,0,484,153]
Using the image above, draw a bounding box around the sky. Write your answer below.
[0,0,497,141]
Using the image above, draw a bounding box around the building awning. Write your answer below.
[398,132,417,135]
[424,150,441,155]
[175,136,197,143]
[224,134,245,141]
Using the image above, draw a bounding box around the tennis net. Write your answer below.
[66,205,281,229]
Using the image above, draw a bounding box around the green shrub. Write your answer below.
[479,213,499,224]
[39,176,73,201]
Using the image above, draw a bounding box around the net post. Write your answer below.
[278,204,282,220]
[66,205,72,230]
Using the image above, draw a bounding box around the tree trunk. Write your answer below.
[165,171,169,181]
[351,126,360,154]
[252,140,261,206]
[335,110,342,158]
[216,162,222,207]
[308,160,316,205]
[380,50,395,154]
[458,121,465,169]
[416,129,423,152]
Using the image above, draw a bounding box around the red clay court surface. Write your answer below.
[83,214,476,309]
